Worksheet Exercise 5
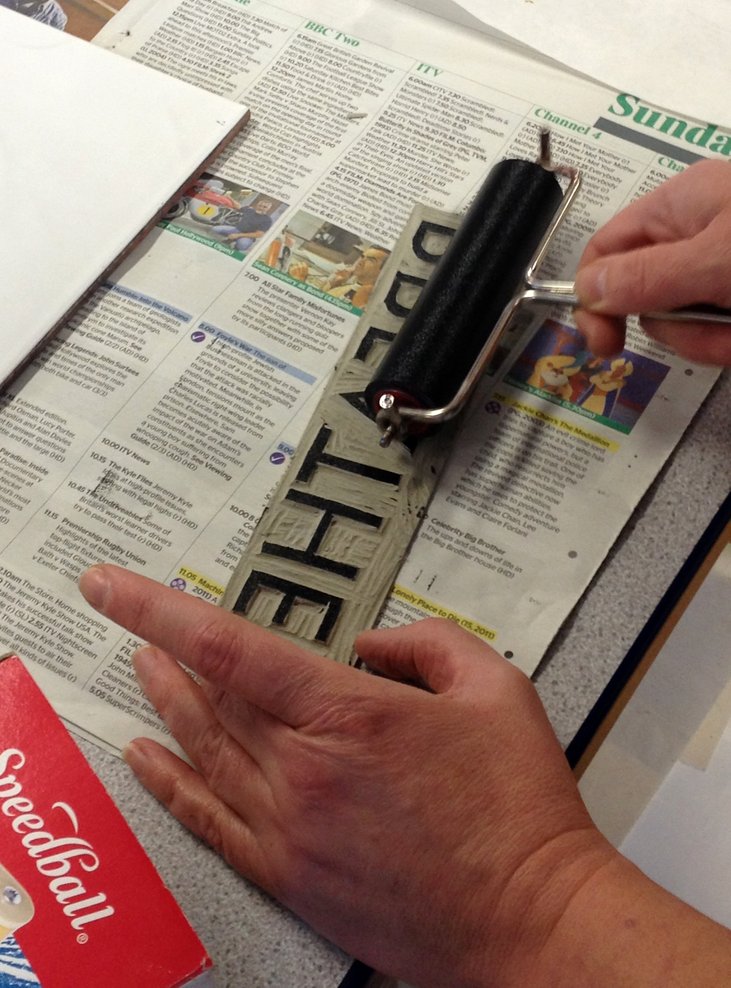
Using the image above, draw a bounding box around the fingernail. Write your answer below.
[123,739,149,770]
[79,565,110,612]
[132,645,158,686]
[575,264,607,310]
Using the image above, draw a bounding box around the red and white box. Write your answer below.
[0,655,213,987]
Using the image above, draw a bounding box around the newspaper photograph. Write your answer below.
[0,0,129,39]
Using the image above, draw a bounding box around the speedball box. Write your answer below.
[0,655,213,987]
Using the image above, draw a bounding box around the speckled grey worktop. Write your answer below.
[76,368,728,988]
[535,368,730,747]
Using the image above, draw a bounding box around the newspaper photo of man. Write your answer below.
[0,0,67,30]
[212,197,276,254]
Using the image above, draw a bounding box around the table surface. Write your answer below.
[76,368,730,988]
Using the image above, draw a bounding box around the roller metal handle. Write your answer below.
[368,145,582,446]
[528,281,731,323]
[366,158,566,443]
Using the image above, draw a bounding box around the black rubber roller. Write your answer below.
[365,158,563,418]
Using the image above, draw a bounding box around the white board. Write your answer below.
[0,10,248,386]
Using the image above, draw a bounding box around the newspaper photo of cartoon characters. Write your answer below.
[506,319,670,434]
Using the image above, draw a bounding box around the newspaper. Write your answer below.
[0,0,721,755]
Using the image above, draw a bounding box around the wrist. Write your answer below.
[490,827,618,987]
[504,840,731,987]
[453,823,615,988]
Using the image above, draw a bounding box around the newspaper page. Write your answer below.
[0,0,721,753]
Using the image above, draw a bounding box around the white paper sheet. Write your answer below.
[401,0,731,128]
[0,10,247,389]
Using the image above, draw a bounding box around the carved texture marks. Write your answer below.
[221,206,461,661]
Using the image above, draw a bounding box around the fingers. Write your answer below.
[575,235,731,364]
[577,194,670,266]
[132,645,272,791]
[573,159,731,364]
[128,645,290,896]
[198,676,284,768]
[579,160,731,264]
[79,564,355,726]
[123,737,273,892]
[641,318,731,366]
[355,618,515,695]
[575,236,715,316]
[572,309,627,358]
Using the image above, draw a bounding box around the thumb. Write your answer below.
[575,235,717,316]
[355,618,509,695]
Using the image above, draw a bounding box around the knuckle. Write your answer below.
[408,615,468,650]
[195,805,230,859]
[419,616,453,635]
[162,772,230,858]
[185,613,244,685]
[281,747,328,795]
[124,590,160,639]
[611,254,647,308]
[500,658,531,690]
[192,720,233,790]
[497,660,540,708]
[630,257,651,301]
[429,615,471,641]
[309,690,395,740]
[159,771,213,836]
[280,742,343,807]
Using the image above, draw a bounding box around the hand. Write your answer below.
[288,260,310,281]
[574,159,731,365]
[78,564,613,987]
[323,266,353,289]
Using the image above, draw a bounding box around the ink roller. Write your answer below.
[365,132,578,447]
[367,132,731,447]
